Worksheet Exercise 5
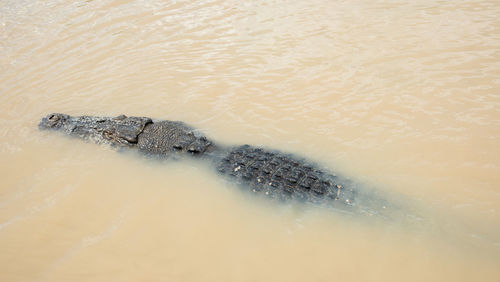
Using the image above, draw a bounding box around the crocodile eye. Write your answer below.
[48,114,59,121]
[187,146,201,153]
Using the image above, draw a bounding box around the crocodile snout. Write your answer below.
[39,113,69,130]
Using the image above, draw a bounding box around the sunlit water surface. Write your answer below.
[1,0,500,281]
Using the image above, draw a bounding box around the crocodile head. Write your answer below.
[39,113,152,147]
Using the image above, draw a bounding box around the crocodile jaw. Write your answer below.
[39,113,152,147]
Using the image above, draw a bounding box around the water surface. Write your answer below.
[1,0,500,281]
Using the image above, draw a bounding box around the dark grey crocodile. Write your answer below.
[39,113,381,213]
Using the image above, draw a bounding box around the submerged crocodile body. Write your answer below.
[39,113,362,210]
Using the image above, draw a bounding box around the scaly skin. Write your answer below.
[39,113,152,147]
[39,113,357,207]
[137,121,215,156]
[214,145,355,205]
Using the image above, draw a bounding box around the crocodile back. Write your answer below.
[215,145,356,205]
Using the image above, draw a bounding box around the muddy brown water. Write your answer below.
[1,0,500,281]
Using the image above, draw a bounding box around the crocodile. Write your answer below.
[39,113,374,212]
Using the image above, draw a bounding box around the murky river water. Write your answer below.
[1,0,500,281]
